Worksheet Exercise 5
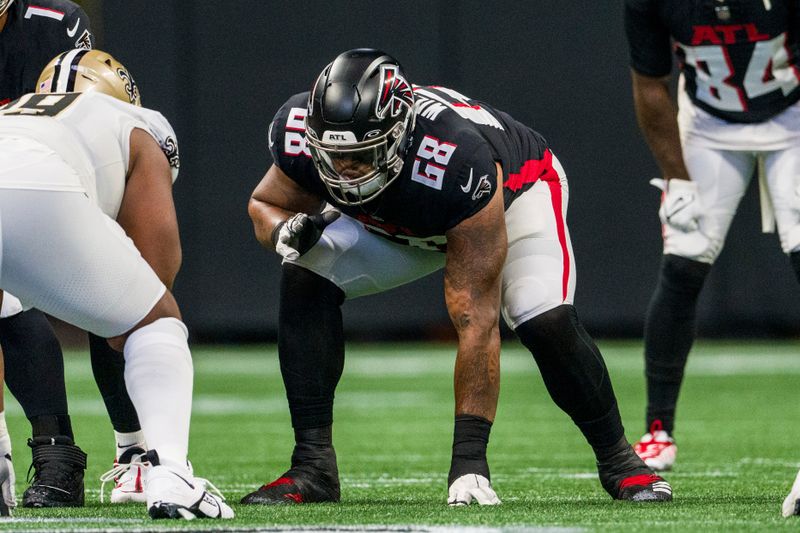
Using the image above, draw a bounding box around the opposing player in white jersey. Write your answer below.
[0,49,232,520]
[625,0,800,502]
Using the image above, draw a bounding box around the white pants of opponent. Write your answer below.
[671,82,800,263]
[0,139,193,464]
[287,153,576,330]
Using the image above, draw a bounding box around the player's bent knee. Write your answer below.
[659,254,711,292]
[107,292,182,352]
[515,304,584,355]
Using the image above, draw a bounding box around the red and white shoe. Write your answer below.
[634,420,677,471]
[100,447,148,504]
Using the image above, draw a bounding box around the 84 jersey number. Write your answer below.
[680,33,800,112]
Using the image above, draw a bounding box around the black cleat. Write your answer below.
[240,466,340,505]
[598,441,672,502]
[22,436,87,508]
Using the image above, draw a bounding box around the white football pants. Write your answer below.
[287,153,576,330]
[0,188,165,337]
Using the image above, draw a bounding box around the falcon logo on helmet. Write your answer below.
[0,0,12,17]
[375,65,414,120]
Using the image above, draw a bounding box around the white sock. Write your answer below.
[114,430,146,454]
[0,411,10,456]
[123,317,193,465]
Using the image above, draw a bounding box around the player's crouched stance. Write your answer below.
[245,49,672,506]
[0,50,232,520]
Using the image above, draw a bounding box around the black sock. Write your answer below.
[279,264,345,430]
[290,426,338,479]
[516,305,624,450]
[88,333,141,433]
[448,415,492,485]
[790,251,800,284]
[29,414,74,442]
[644,254,710,435]
[0,310,71,432]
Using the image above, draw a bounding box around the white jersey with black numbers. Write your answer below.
[0,91,179,218]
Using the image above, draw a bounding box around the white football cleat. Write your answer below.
[782,469,800,517]
[0,453,16,516]
[634,420,677,471]
[145,452,233,520]
[448,474,501,506]
[100,447,148,504]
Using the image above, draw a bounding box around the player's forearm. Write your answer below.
[453,325,501,422]
[631,71,691,182]
[248,197,293,249]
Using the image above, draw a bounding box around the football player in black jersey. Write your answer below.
[0,0,147,509]
[625,2,800,502]
[245,49,673,506]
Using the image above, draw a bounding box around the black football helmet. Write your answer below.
[306,48,416,205]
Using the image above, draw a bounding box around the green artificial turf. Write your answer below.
[2,340,799,531]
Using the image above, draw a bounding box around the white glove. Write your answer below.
[272,211,340,260]
[651,178,703,232]
[0,453,16,515]
[782,469,800,517]
[447,474,501,506]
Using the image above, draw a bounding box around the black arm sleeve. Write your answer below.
[624,0,672,77]
[60,4,94,50]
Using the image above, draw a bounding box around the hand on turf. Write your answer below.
[782,469,800,517]
[0,453,16,515]
[651,178,703,232]
[447,474,501,506]
[273,211,340,260]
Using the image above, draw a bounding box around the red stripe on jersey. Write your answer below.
[503,150,559,192]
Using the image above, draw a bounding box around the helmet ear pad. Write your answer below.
[37,49,142,106]
[305,48,416,206]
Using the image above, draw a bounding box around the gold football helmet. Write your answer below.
[37,49,141,106]
[0,0,13,17]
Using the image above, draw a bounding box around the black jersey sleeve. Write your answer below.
[57,2,94,51]
[267,92,327,198]
[444,139,498,230]
[624,0,672,77]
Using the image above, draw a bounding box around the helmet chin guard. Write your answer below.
[305,49,415,206]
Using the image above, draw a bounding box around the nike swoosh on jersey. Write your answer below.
[67,19,80,37]
[461,169,474,193]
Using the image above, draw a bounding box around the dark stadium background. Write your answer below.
[69,0,800,342]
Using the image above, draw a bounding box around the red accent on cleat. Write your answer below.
[620,474,663,489]
[285,493,303,503]
[264,477,295,489]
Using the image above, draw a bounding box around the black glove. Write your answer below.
[272,211,341,260]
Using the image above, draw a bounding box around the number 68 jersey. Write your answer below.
[625,0,800,124]
[0,91,179,218]
[270,87,552,251]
